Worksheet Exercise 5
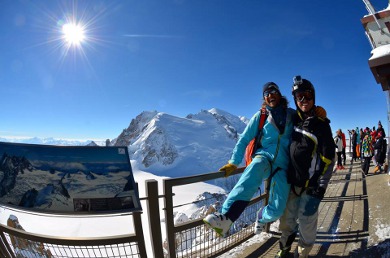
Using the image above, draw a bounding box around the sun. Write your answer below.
[62,22,86,47]
[36,1,110,63]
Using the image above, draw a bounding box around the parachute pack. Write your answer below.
[244,108,267,166]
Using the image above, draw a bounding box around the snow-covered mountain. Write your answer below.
[110,108,248,177]
[1,109,249,179]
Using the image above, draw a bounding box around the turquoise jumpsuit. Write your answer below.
[221,106,294,223]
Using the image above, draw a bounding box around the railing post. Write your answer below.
[0,232,15,258]
[145,179,164,258]
[164,179,176,258]
[264,179,271,233]
[132,212,147,258]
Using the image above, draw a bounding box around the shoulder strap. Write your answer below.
[258,107,267,130]
[254,107,267,146]
[244,108,268,166]
[266,167,281,192]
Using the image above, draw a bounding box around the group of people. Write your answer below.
[349,123,387,175]
[203,76,335,258]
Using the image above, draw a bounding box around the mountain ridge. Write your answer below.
[0,108,250,178]
[111,108,248,177]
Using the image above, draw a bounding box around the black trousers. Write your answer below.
[337,152,342,166]
[352,145,357,161]
[362,157,371,175]
[341,147,346,164]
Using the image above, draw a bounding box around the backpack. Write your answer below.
[244,108,267,166]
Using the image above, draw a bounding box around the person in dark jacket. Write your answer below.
[275,76,335,258]
[334,129,344,170]
[361,129,373,175]
[377,120,386,138]
[350,129,358,162]
[373,131,387,173]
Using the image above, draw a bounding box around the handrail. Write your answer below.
[0,212,147,258]
[163,167,269,258]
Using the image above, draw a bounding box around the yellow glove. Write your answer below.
[315,106,327,119]
[219,163,237,177]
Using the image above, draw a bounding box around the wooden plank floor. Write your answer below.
[226,159,390,257]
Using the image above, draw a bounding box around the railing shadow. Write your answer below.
[244,164,372,258]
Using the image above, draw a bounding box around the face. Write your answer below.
[294,90,314,113]
[263,89,281,108]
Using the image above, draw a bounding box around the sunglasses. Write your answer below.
[294,91,313,102]
[263,89,279,97]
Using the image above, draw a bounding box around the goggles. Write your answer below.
[294,91,313,102]
[263,89,279,97]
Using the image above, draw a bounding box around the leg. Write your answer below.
[363,157,370,175]
[342,147,346,165]
[337,152,342,167]
[255,167,290,234]
[221,155,270,221]
[278,189,300,255]
[203,156,270,236]
[352,146,357,161]
[295,191,319,257]
[373,152,380,173]
[258,168,290,223]
[373,150,378,166]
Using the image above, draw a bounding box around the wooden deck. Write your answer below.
[227,160,390,257]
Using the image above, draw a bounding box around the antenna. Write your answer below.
[362,0,383,31]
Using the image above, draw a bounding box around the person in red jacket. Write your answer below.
[340,129,347,165]
[371,126,377,144]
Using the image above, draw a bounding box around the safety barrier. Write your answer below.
[0,167,268,257]
[0,212,147,258]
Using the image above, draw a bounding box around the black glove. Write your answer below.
[303,187,325,216]
[306,187,326,200]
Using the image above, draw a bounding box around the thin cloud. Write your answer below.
[122,34,183,38]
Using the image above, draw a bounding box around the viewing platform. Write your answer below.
[225,160,390,257]
[1,148,389,257]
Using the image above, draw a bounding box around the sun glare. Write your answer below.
[62,23,85,46]
[36,2,109,64]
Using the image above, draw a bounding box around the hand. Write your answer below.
[315,106,327,119]
[303,187,325,216]
[303,195,321,216]
[219,163,237,177]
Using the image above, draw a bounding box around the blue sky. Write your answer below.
[1,0,389,140]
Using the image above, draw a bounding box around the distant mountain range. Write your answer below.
[0,136,105,146]
[1,108,250,178]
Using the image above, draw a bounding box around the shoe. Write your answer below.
[275,246,291,258]
[254,220,265,234]
[203,212,232,237]
[294,245,312,258]
[374,166,380,173]
[340,166,345,170]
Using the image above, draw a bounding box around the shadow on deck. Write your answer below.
[234,160,390,258]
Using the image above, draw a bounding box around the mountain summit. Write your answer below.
[111,108,248,177]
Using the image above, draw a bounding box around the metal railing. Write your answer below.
[0,212,147,258]
[0,167,268,258]
[160,167,269,257]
